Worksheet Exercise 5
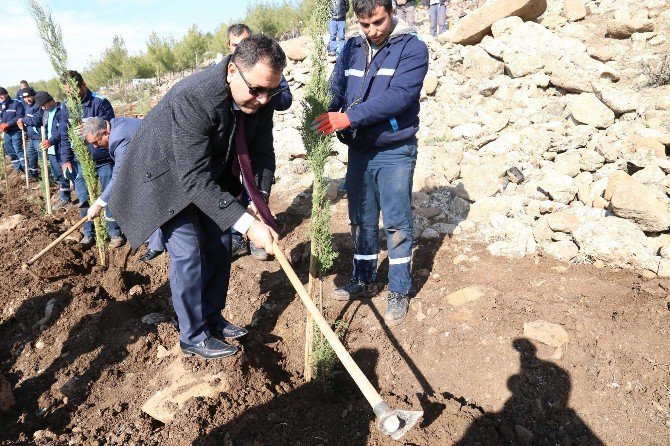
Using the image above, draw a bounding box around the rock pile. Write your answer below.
[272,0,670,276]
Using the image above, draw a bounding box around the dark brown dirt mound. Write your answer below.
[0,166,669,446]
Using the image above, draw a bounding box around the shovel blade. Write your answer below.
[377,408,423,440]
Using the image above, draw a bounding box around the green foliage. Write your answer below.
[22,0,319,90]
[174,25,210,71]
[85,35,128,89]
[208,24,230,55]
[311,320,349,390]
[146,32,176,77]
[245,0,302,38]
[301,0,337,276]
[28,0,108,261]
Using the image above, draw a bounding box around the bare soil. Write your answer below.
[0,169,669,446]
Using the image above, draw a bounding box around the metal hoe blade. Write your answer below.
[375,403,424,440]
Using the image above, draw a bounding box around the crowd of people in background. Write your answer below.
[0,0,458,358]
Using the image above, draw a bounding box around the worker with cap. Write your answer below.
[36,91,71,210]
[17,88,42,180]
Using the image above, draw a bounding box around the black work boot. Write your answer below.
[332,280,379,301]
[385,292,409,326]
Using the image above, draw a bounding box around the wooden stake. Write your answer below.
[304,252,317,381]
[21,128,29,189]
[0,132,8,195]
[40,128,52,214]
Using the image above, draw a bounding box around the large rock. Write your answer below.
[610,180,670,232]
[562,0,587,22]
[0,214,26,232]
[544,240,579,261]
[450,0,548,45]
[538,170,578,204]
[455,166,503,202]
[523,320,569,347]
[573,217,659,271]
[607,18,655,39]
[591,81,641,115]
[569,93,615,129]
[462,46,505,80]
[604,170,632,201]
[280,36,310,61]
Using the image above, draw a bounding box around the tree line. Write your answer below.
[9,0,318,96]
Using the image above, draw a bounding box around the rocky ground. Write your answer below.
[2,0,670,444]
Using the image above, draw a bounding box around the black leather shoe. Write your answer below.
[180,336,238,359]
[80,235,95,249]
[139,248,162,262]
[385,292,409,326]
[210,319,248,340]
[332,280,380,301]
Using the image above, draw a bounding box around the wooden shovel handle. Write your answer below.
[25,217,87,267]
[40,127,52,214]
[272,241,384,410]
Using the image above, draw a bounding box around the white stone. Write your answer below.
[610,180,670,232]
[544,240,579,261]
[569,93,615,129]
[523,320,569,347]
[538,170,578,204]
[573,217,659,271]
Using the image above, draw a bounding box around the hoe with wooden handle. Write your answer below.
[272,241,423,440]
[22,217,87,280]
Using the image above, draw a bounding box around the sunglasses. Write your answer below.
[235,63,282,99]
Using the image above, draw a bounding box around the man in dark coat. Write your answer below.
[109,35,284,360]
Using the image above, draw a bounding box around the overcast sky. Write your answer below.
[2,0,254,87]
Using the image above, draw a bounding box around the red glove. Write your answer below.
[311,112,350,136]
[41,140,52,149]
[62,162,73,180]
[0,123,8,132]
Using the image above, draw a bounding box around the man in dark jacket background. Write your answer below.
[313,0,428,325]
[109,35,284,360]
[59,70,125,249]
[329,0,350,56]
[0,87,26,174]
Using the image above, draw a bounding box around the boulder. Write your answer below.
[591,81,641,115]
[538,171,578,204]
[562,0,587,22]
[450,0,548,45]
[546,211,581,233]
[544,240,579,261]
[424,71,439,95]
[455,166,503,202]
[280,36,310,61]
[523,320,569,347]
[0,214,26,232]
[462,46,505,80]
[610,180,670,232]
[573,217,659,271]
[607,18,654,39]
[569,93,615,129]
[604,170,632,201]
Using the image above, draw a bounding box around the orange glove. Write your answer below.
[311,112,350,136]
[0,123,8,132]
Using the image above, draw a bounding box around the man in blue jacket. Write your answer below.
[17,88,42,180]
[59,70,125,249]
[329,0,350,56]
[313,0,428,325]
[37,91,71,209]
[0,87,26,174]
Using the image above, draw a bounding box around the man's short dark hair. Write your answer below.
[227,23,252,40]
[20,80,29,85]
[353,0,393,17]
[60,70,84,88]
[232,34,286,73]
